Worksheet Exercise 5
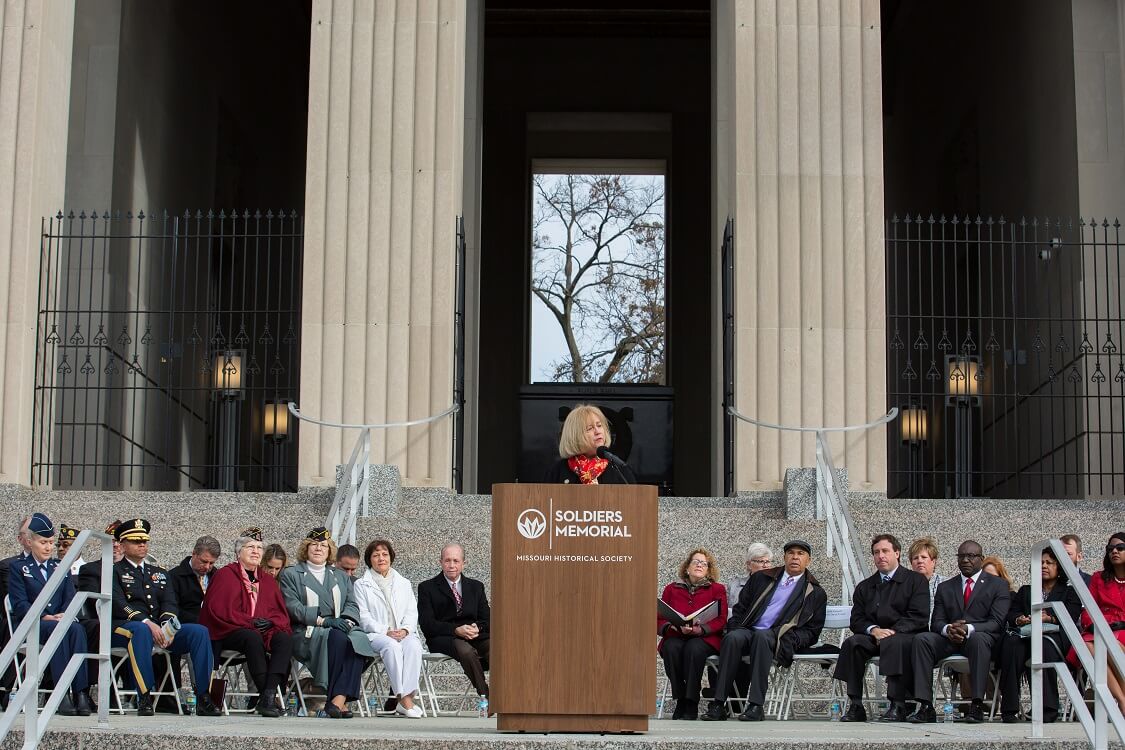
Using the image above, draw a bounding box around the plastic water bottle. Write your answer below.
[654,695,664,718]
[942,698,955,723]
[368,694,379,716]
[286,693,298,717]
[183,690,196,716]
[829,699,841,721]
[478,696,489,719]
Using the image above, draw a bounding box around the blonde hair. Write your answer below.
[558,404,611,458]
[981,555,1014,591]
[297,536,337,564]
[677,547,720,583]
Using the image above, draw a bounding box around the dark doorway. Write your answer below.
[476,2,712,494]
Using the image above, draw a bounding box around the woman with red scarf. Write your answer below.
[544,404,636,484]
[199,528,294,717]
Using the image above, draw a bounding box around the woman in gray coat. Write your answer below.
[280,527,375,718]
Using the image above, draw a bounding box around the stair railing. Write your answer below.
[288,403,459,545]
[726,407,898,604]
[0,530,115,749]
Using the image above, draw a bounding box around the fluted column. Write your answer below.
[716,0,887,490]
[300,0,465,486]
[0,1,75,484]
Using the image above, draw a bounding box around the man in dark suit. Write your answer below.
[167,535,221,624]
[908,539,1009,723]
[702,539,827,722]
[418,543,491,697]
[0,516,32,708]
[6,513,91,715]
[835,534,930,722]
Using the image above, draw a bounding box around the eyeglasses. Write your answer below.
[1106,543,1125,553]
[689,559,709,567]
[955,553,982,559]
[749,558,772,565]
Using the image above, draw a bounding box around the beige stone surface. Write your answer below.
[0,1,75,484]
[716,0,888,491]
[299,0,465,487]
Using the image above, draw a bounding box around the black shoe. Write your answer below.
[0,690,8,712]
[136,693,155,717]
[840,703,867,722]
[701,701,729,721]
[73,690,92,717]
[906,704,937,724]
[964,701,985,724]
[1001,712,1019,724]
[56,694,77,716]
[738,703,764,721]
[878,702,910,722]
[256,697,281,718]
[323,702,352,719]
[673,699,698,720]
[195,694,222,717]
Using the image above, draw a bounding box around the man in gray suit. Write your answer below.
[908,540,1009,724]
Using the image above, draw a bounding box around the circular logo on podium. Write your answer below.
[516,509,547,539]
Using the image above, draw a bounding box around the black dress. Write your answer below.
[544,457,637,484]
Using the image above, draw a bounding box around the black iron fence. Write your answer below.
[32,210,303,491]
[886,214,1124,499]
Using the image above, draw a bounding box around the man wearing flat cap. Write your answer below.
[6,513,92,715]
[702,539,827,721]
[109,519,221,716]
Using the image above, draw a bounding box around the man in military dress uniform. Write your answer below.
[6,513,92,715]
[109,519,220,716]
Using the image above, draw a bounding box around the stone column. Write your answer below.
[715,0,888,491]
[300,0,465,487]
[0,1,75,484]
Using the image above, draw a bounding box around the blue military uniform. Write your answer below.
[6,513,90,715]
[109,519,218,715]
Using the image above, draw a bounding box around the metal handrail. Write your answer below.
[1029,539,1125,749]
[0,530,115,749]
[287,403,460,545]
[727,407,896,604]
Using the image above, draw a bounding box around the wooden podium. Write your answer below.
[491,482,657,733]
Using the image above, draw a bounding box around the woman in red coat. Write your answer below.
[199,529,294,717]
[658,548,728,720]
[1068,531,1125,713]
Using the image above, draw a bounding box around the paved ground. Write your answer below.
[2,714,1116,750]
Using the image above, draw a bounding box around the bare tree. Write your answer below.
[531,173,666,383]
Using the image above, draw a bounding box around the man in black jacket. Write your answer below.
[702,540,827,722]
[167,535,221,625]
[908,539,1009,724]
[0,517,32,709]
[418,543,491,697]
[834,534,930,722]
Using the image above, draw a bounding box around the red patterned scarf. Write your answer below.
[568,455,609,484]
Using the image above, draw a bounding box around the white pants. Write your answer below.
[366,632,423,697]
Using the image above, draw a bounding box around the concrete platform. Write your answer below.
[1,714,1116,750]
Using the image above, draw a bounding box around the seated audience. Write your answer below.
[262,544,287,579]
[997,546,1080,723]
[981,556,1016,592]
[657,548,728,720]
[109,519,220,717]
[909,540,1008,724]
[728,543,773,604]
[702,540,826,722]
[908,537,943,624]
[56,524,85,575]
[335,545,361,579]
[280,527,374,719]
[199,528,294,717]
[353,539,425,718]
[169,535,221,624]
[835,534,929,722]
[7,513,91,716]
[1060,534,1093,585]
[418,543,491,700]
[1067,532,1125,713]
[0,517,32,709]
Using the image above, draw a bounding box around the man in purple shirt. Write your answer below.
[702,540,828,721]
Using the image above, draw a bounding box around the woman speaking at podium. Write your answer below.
[544,404,636,484]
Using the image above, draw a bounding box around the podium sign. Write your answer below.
[491,483,657,732]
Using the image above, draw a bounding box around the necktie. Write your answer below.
[451,581,462,612]
[963,577,973,606]
[783,576,794,587]
[199,574,208,593]
[881,574,891,584]
[39,564,48,581]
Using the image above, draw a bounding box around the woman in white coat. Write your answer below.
[353,538,425,718]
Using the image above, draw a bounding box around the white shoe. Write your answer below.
[395,703,423,719]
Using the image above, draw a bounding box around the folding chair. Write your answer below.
[212,649,287,715]
[108,644,182,714]
[772,604,852,720]
[935,654,1000,719]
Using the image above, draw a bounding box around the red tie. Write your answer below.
[963,577,973,607]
